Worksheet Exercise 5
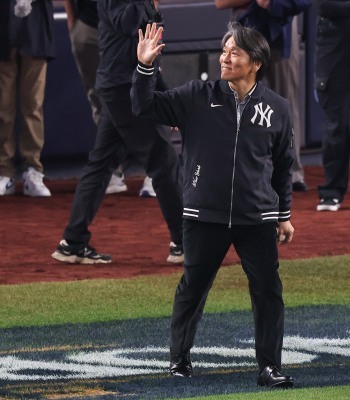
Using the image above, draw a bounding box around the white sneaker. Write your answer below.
[0,176,15,195]
[139,176,156,197]
[106,170,128,194]
[23,167,51,197]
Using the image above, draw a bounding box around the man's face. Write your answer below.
[219,37,259,83]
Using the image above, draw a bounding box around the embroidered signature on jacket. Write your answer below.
[192,165,201,187]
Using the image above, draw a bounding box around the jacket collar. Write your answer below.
[220,80,265,99]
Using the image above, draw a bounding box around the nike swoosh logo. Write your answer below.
[210,103,224,108]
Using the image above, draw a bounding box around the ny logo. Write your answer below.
[251,102,274,128]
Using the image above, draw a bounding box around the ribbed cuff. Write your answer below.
[136,62,155,76]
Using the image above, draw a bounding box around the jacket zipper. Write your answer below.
[228,98,250,228]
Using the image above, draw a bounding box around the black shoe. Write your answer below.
[292,181,308,192]
[170,353,193,377]
[317,197,341,212]
[51,240,112,264]
[257,366,294,388]
[166,242,184,264]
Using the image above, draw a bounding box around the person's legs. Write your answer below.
[0,49,18,179]
[170,220,231,359]
[69,19,101,125]
[266,18,305,188]
[102,85,183,246]
[18,53,47,174]
[63,106,126,244]
[315,19,350,206]
[53,85,182,263]
[317,100,350,202]
[233,223,284,371]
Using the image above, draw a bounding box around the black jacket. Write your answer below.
[237,0,310,58]
[1,0,55,62]
[132,65,294,227]
[96,0,160,90]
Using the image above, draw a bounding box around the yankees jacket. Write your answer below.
[131,65,295,227]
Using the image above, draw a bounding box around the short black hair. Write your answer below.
[221,21,270,81]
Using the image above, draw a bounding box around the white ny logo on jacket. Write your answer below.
[251,102,274,128]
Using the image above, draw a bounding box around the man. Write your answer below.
[315,0,350,211]
[51,0,183,265]
[0,0,55,197]
[215,0,310,192]
[132,22,295,387]
[63,0,156,197]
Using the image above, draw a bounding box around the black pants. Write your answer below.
[63,84,183,245]
[315,17,350,201]
[170,220,284,370]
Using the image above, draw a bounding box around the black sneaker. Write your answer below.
[51,240,112,264]
[166,241,184,264]
[316,198,341,212]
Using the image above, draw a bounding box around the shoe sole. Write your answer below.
[51,251,112,264]
[167,254,184,264]
[105,185,128,194]
[316,205,340,211]
[23,188,51,197]
[139,191,156,198]
[257,380,294,388]
[0,187,15,196]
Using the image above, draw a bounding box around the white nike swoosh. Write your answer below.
[210,103,224,108]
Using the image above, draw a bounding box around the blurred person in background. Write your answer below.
[314,0,350,211]
[0,0,55,197]
[51,0,183,265]
[64,0,156,197]
[215,0,311,192]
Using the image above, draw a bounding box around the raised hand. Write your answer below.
[137,23,165,66]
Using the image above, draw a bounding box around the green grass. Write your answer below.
[165,385,350,400]
[0,254,349,329]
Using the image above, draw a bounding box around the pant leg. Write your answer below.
[69,19,101,125]
[101,86,183,244]
[18,53,47,173]
[0,49,18,177]
[317,100,350,200]
[315,20,350,200]
[64,85,182,245]
[170,220,231,357]
[63,106,126,243]
[266,18,304,183]
[232,223,284,370]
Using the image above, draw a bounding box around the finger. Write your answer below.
[154,43,166,55]
[138,28,144,42]
[278,232,293,244]
[150,22,157,38]
[145,23,151,39]
[154,26,164,43]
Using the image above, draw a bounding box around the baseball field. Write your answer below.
[0,166,349,399]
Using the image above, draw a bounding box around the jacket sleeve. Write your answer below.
[131,62,188,129]
[268,0,311,18]
[318,0,350,18]
[106,0,157,36]
[271,101,294,221]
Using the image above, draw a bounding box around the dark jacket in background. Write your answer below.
[96,0,160,89]
[237,0,311,57]
[0,0,11,60]
[1,0,55,61]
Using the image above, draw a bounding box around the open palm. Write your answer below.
[137,23,165,66]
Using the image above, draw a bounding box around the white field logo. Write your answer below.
[0,335,349,381]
